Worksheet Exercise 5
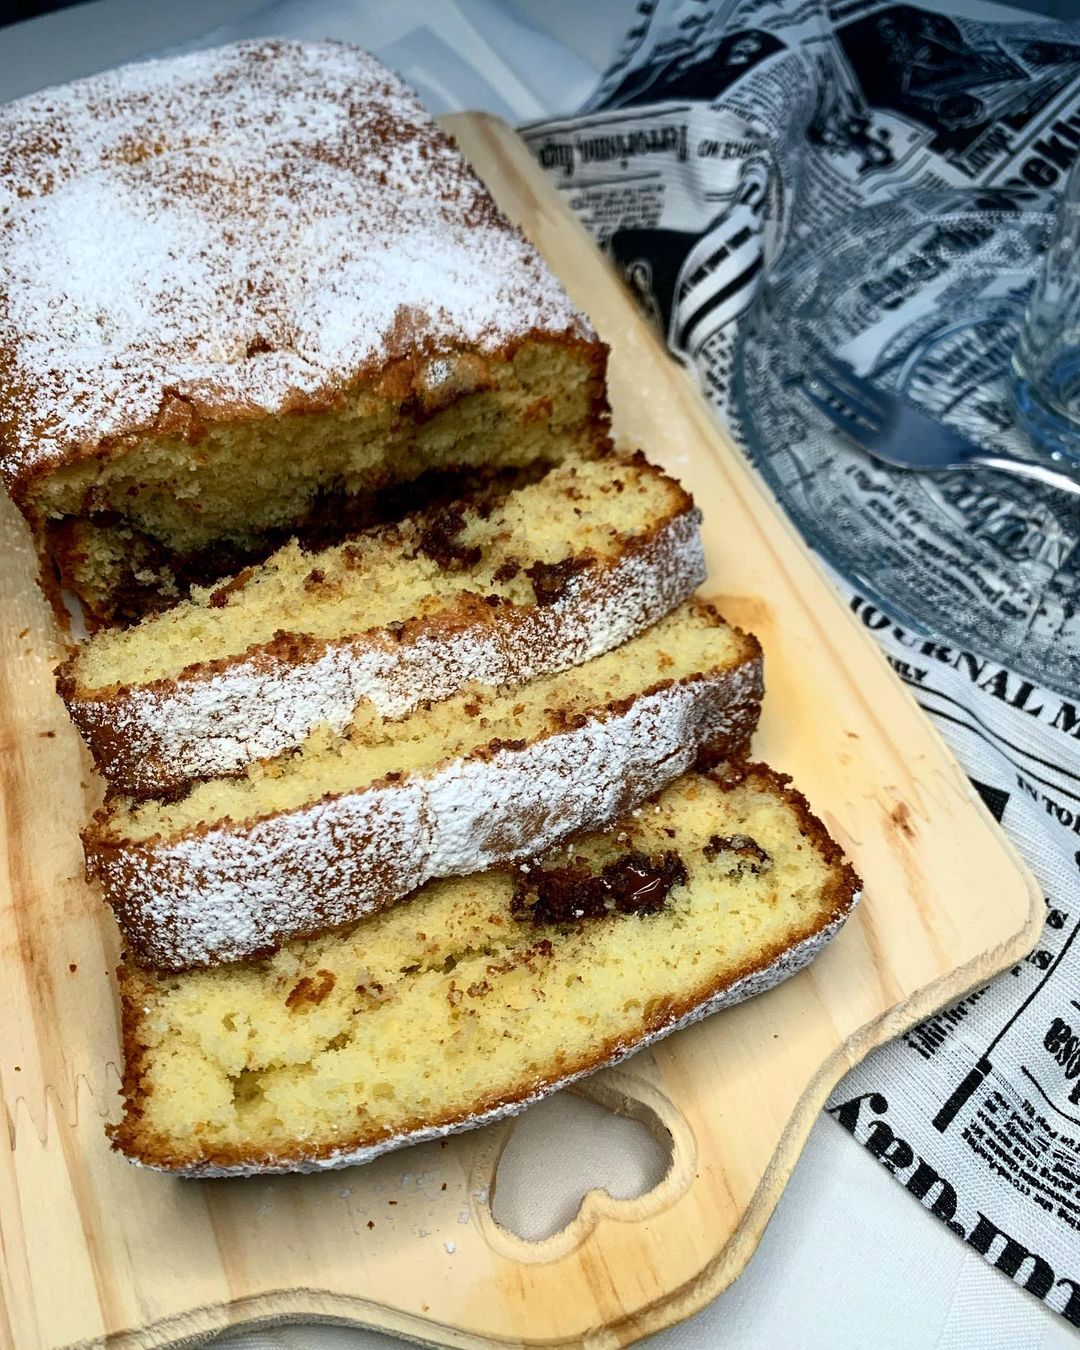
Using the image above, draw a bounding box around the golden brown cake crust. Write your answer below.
[0,39,599,504]
[109,762,860,1175]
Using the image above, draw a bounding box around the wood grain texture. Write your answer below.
[0,114,1042,1350]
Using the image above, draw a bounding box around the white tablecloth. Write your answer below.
[2,2,1074,1346]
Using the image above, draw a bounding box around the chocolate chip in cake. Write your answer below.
[604,850,688,914]
[492,558,520,583]
[524,554,591,605]
[512,849,687,925]
[414,505,483,571]
[703,834,772,874]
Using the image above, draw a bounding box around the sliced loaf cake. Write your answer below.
[58,451,703,797]
[85,602,763,970]
[110,763,859,1175]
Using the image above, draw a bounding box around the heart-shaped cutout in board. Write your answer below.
[491,1088,673,1241]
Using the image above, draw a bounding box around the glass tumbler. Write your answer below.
[1012,154,1080,462]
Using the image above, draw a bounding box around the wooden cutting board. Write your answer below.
[0,113,1042,1350]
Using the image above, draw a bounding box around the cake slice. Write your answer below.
[110,762,860,1176]
[0,40,608,626]
[58,451,704,798]
[85,602,763,970]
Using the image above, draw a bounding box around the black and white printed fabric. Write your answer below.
[522,0,1080,1330]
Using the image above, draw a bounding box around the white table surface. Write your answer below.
[1,3,1074,1346]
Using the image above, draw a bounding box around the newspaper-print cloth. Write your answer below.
[522,0,1080,1329]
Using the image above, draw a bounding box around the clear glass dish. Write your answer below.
[733,187,1080,696]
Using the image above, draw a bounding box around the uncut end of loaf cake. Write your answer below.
[57,450,705,797]
[110,763,860,1176]
[0,39,608,627]
[85,602,763,970]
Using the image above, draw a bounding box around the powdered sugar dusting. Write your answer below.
[0,40,590,490]
[89,654,762,970]
[67,506,706,794]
